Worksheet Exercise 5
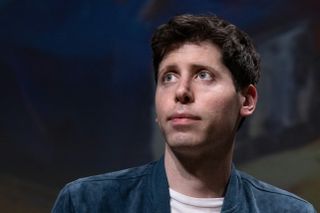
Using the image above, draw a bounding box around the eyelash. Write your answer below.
[161,72,177,83]
[196,70,212,80]
[160,70,213,83]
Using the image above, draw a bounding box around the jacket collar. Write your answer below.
[151,156,171,213]
[221,164,241,212]
[151,157,241,213]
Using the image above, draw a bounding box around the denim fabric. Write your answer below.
[52,157,317,213]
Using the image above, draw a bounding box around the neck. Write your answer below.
[164,143,233,198]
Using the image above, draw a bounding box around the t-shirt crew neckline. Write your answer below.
[169,188,224,208]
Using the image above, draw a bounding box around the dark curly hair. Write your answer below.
[151,14,260,90]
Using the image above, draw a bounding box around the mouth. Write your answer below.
[168,113,201,125]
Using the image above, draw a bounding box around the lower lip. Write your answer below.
[170,118,199,125]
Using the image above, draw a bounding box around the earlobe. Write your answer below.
[240,84,258,117]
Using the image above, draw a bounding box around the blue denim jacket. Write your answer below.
[52,157,316,212]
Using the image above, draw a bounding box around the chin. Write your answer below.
[166,135,206,155]
[167,133,199,146]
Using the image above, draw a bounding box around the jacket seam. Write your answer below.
[241,177,309,204]
[73,172,152,184]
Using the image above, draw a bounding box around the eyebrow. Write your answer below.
[190,64,218,73]
[159,63,218,74]
[159,64,178,74]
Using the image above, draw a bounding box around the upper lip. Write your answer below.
[168,113,201,121]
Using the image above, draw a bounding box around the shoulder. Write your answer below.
[73,161,154,183]
[52,161,157,212]
[66,161,155,193]
[237,170,316,212]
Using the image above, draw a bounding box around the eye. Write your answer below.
[162,72,177,83]
[196,70,213,80]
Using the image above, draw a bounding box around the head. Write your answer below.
[151,14,260,91]
[152,14,260,157]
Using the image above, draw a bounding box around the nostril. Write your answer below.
[175,81,194,104]
[183,95,190,103]
[175,92,192,104]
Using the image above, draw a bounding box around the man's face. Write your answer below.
[155,41,253,155]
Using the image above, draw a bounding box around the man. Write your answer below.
[52,14,316,212]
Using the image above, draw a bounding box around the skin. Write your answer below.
[155,41,257,198]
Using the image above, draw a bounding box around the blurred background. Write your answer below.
[0,0,319,212]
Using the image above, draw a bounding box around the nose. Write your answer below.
[175,78,194,104]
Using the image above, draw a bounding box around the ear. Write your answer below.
[239,84,258,117]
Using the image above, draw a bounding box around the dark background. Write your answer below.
[0,0,319,211]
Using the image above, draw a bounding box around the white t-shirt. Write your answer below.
[169,188,224,213]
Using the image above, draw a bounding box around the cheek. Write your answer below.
[155,91,167,120]
[203,93,241,122]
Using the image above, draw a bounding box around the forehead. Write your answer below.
[159,41,225,72]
